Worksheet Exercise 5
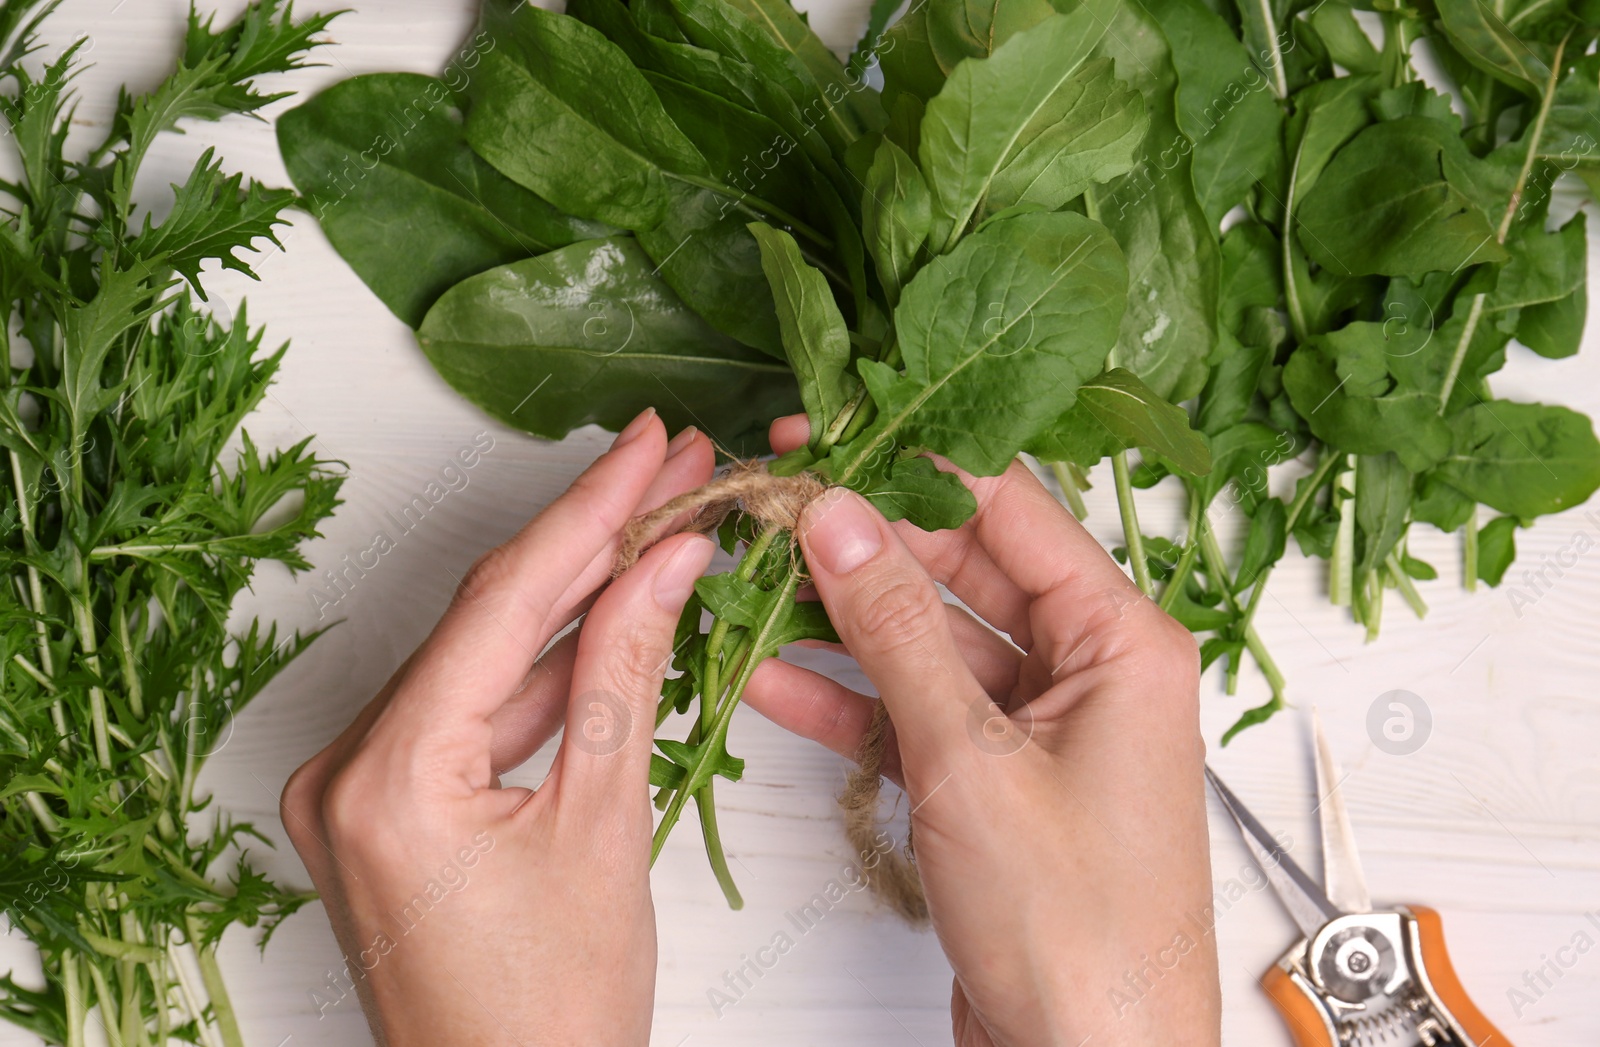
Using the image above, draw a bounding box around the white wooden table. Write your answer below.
[4,1,1598,1043]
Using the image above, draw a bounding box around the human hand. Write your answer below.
[280,409,715,1046]
[745,416,1222,1047]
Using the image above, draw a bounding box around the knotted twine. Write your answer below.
[613,460,930,924]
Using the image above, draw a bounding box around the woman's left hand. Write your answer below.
[280,409,714,1046]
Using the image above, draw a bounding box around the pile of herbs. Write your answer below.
[0,2,341,1043]
[278,0,1600,905]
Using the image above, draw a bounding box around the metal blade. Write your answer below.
[1313,709,1372,913]
[1204,764,1342,938]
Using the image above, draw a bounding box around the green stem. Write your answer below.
[693,787,744,909]
[85,959,125,1047]
[64,950,86,1047]
[1159,486,1206,613]
[1198,522,1285,698]
[1238,450,1339,629]
[1463,505,1480,593]
[1386,550,1428,619]
[1330,455,1357,607]
[1049,461,1088,520]
[653,568,802,862]
[190,918,245,1047]
[1111,451,1154,597]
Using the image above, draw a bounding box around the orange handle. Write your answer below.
[1408,905,1516,1047]
[1262,965,1334,1047]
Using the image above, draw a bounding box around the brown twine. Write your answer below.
[840,701,929,924]
[612,460,827,575]
[614,461,929,923]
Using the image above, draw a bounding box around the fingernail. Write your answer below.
[664,426,698,461]
[654,535,714,611]
[611,407,656,450]
[804,489,883,574]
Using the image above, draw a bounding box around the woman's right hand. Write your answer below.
[745,416,1222,1047]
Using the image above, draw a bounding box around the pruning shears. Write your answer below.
[1205,716,1512,1047]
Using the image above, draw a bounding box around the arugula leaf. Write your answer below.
[861,137,932,308]
[865,456,979,530]
[749,222,853,439]
[918,10,1114,251]
[1030,368,1212,476]
[1297,118,1509,278]
[1475,514,1518,586]
[1437,401,1600,518]
[1144,0,1282,228]
[1084,0,1220,403]
[839,210,1127,477]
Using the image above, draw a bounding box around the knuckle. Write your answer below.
[849,570,948,656]
[454,545,514,607]
[319,764,373,840]
[278,759,324,850]
[604,619,673,692]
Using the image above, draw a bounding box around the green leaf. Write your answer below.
[656,739,745,781]
[982,58,1147,219]
[415,237,799,445]
[926,0,1058,73]
[1434,0,1550,97]
[918,10,1114,251]
[465,2,709,228]
[1475,515,1518,586]
[1088,0,1218,402]
[277,73,609,328]
[1221,696,1285,745]
[1437,401,1600,519]
[864,456,978,531]
[1144,0,1283,228]
[1498,213,1587,359]
[1307,2,1380,75]
[1296,118,1508,278]
[719,0,883,134]
[861,138,931,308]
[128,148,294,296]
[748,222,852,439]
[1282,324,1454,472]
[1355,453,1411,575]
[1235,498,1287,592]
[841,210,1127,477]
[1032,368,1211,475]
[635,181,785,358]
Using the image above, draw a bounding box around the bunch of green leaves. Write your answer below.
[0,2,341,1043]
[277,0,1600,901]
[1060,0,1600,740]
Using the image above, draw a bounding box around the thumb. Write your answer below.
[797,488,984,768]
